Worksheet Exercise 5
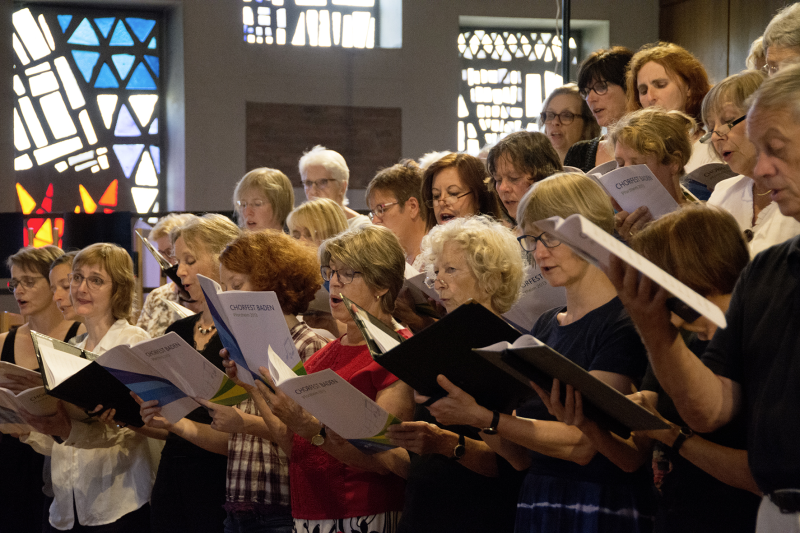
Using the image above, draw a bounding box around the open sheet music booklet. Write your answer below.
[136,231,192,301]
[683,163,737,192]
[0,362,58,434]
[198,275,307,387]
[503,264,567,332]
[30,331,248,425]
[265,345,401,454]
[342,295,405,357]
[597,164,680,219]
[475,335,671,438]
[535,214,727,328]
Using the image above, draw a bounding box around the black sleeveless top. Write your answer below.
[1,321,82,363]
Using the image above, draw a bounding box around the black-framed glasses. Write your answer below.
[320,266,362,284]
[700,114,747,143]
[302,178,334,190]
[540,111,583,125]
[369,201,399,220]
[68,273,108,291]
[7,276,45,292]
[426,190,472,209]
[517,232,562,252]
[579,80,610,99]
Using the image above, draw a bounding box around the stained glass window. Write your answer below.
[12,6,163,247]
[457,28,579,154]
[241,0,398,49]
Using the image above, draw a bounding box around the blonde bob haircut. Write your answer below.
[73,243,135,321]
[608,107,696,174]
[701,70,766,131]
[517,172,615,235]
[7,245,64,278]
[233,168,295,228]
[172,214,242,264]
[287,198,348,246]
[420,215,525,315]
[319,225,405,315]
[150,213,197,241]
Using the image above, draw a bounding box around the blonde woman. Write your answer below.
[233,168,295,232]
[287,198,348,249]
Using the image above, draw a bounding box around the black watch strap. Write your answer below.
[450,433,466,460]
[672,426,693,454]
[481,410,500,435]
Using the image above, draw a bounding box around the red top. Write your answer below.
[289,333,409,520]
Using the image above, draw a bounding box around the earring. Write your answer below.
[376,294,381,301]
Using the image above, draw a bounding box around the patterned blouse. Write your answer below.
[136,283,181,338]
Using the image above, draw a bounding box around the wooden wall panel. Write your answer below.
[728,0,792,72]
[246,103,402,189]
[659,0,730,83]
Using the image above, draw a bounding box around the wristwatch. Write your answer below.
[450,433,466,461]
[311,425,327,447]
[671,426,694,454]
[481,410,500,435]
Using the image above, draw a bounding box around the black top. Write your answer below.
[161,314,227,459]
[1,322,82,362]
[642,337,759,533]
[564,137,600,173]
[519,297,650,484]
[397,405,523,533]
[702,235,800,494]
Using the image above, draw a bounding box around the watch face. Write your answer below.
[482,428,498,435]
[311,434,325,446]
[453,444,466,459]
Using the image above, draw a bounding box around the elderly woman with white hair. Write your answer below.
[233,168,295,232]
[386,215,526,533]
[762,2,800,75]
[299,145,371,229]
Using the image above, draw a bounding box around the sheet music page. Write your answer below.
[503,265,567,332]
[599,164,680,219]
[36,337,91,388]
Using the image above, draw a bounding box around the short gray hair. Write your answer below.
[298,145,350,184]
[746,36,766,70]
[749,62,800,122]
[420,215,524,314]
[764,3,800,50]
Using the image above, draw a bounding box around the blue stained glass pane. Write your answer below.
[115,104,141,136]
[148,118,158,134]
[72,50,100,82]
[144,55,159,78]
[94,63,119,88]
[94,17,115,38]
[126,18,156,43]
[112,54,136,80]
[58,15,73,33]
[68,18,100,46]
[150,146,161,174]
[110,20,134,46]
[148,37,157,49]
[126,63,157,90]
[112,144,144,178]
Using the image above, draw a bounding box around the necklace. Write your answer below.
[197,322,216,335]
[756,188,773,196]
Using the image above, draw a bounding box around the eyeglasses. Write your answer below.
[7,276,45,292]
[236,199,267,209]
[761,63,780,76]
[700,114,747,143]
[540,111,584,125]
[424,266,463,289]
[517,232,562,252]
[69,273,108,291]
[302,178,334,190]
[579,80,610,99]
[320,266,362,284]
[426,190,473,209]
[369,201,399,221]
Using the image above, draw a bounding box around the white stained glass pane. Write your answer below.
[131,187,159,213]
[332,0,374,5]
[91,165,100,173]
[129,95,158,127]
[296,0,327,5]
[97,95,118,129]
[457,95,469,118]
[38,14,55,51]
[492,105,500,118]
[97,147,108,155]
[277,28,287,45]
[14,109,31,151]
[351,11,370,48]
[256,36,263,44]
[319,10,332,47]
[15,154,33,171]
[266,36,274,44]
[135,151,158,185]
[19,96,48,148]
[75,160,97,172]
[468,68,479,86]
[277,8,287,28]
[98,154,110,169]
[40,92,78,139]
[510,107,523,119]
[247,34,256,43]
[492,88,504,106]
[467,123,477,138]
[476,105,484,118]
[33,136,83,165]
[458,121,465,152]
[525,73,542,118]
[54,57,85,109]
[13,34,31,65]
[500,106,509,119]
[29,71,59,97]
[544,71,563,99]
[55,161,68,172]
[273,0,284,5]
[306,10,319,46]
[257,7,271,14]
[256,26,263,36]
[332,11,341,45]
[13,75,26,96]
[467,139,480,154]
[258,15,270,25]
[13,8,51,61]
[79,110,98,145]
[366,16,375,48]
[68,150,94,166]
[25,62,50,76]
[292,12,306,45]
[341,14,353,47]
[243,7,255,25]
[489,69,498,84]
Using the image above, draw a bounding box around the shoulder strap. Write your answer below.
[1,327,19,363]
[64,321,81,342]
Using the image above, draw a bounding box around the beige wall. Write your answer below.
[0,0,659,213]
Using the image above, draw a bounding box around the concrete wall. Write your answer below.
[0,0,659,214]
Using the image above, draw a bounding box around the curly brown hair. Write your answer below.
[219,230,322,315]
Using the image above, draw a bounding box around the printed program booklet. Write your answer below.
[0,362,58,434]
[598,164,680,219]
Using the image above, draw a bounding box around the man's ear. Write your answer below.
[405,197,421,219]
